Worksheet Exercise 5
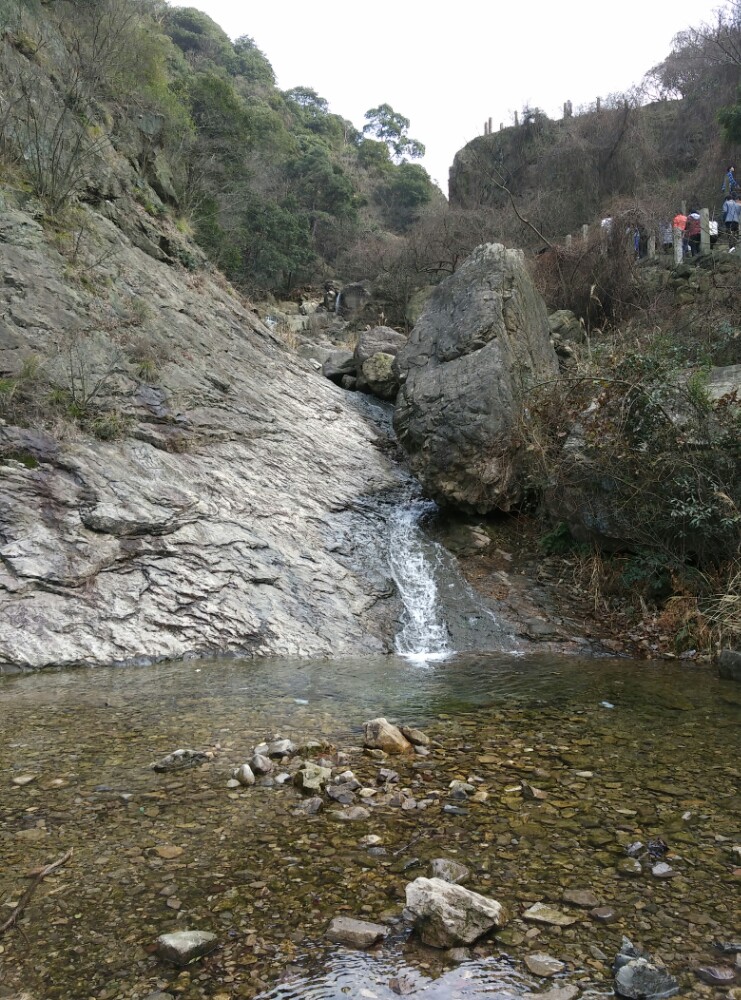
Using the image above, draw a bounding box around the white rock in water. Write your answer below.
[156,930,218,966]
[233,764,255,786]
[405,877,507,948]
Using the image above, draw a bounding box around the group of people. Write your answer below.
[671,166,740,257]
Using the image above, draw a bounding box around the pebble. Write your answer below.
[11,774,36,786]
[651,862,675,878]
[617,858,643,877]
[590,906,618,923]
[326,916,388,948]
[696,965,736,986]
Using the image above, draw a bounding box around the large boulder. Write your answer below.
[393,244,558,512]
[404,877,507,948]
[354,326,407,366]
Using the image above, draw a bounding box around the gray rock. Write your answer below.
[429,858,470,884]
[152,749,210,773]
[336,282,371,317]
[321,350,356,385]
[249,754,273,775]
[293,796,323,815]
[400,726,430,746]
[617,858,643,877]
[0,202,403,672]
[354,326,407,365]
[266,739,297,758]
[332,806,370,821]
[155,930,218,966]
[695,965,735,986]
[614,958,680,999]
[522,988,579,1000]
[404,876,507,948]
[523,952,566,977]
[326,916,388,948]
[393,243,558,512]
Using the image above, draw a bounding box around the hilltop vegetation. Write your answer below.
[0,0,439,296]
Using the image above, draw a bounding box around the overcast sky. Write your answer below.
[168,0,726,191]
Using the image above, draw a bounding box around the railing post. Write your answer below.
[700,208,710,254]
[565,234,572,248]
[673,228,683,265]
[582,224,589,243]
[647,235,656,259]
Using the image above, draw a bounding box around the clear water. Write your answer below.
[0,653,739,1000]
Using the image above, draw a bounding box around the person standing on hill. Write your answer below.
[723,192,740,248]
[721,165,738,196]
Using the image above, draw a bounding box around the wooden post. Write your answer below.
[700,208,710,254]
[648,234,656,259]
[673,227,683,265]
[488,117,492,134]
[596,97,601,112]
[514,111,519,126]
[582,224,589,243]
[499,122,503,131]
[565,234,572,248]
[681,200,687,215]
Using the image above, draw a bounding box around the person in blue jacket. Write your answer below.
[721,165,738,196]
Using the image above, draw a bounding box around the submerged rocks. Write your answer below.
[326,916,388,948]
[151,749,211,773]
[404,876,507,948]
[613,939,680,999]
[155,930,218,966]
[393,243,558,513]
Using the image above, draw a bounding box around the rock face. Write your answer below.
[0,200,405,671]
[393,244,558,512]
[404,876,507,948]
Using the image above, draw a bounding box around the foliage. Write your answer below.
[363,103,426,161]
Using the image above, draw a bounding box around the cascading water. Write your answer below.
[387,499,452,660]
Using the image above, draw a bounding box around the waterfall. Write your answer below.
[387,499,452,661]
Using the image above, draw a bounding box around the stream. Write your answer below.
[1,500,740,999]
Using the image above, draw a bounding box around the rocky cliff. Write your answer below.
[0,196,405,671]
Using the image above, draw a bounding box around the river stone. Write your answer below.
[155,930,218,966]
[393,243,558,513]
[326,916,388,948]
[249,754,273,775]
[614,957,680,998]
[563,889,601,908]
[332,806,371,821]
[719,648,741,681]
[523,952,566,977]
[294,762,332,793]
[404,876,507,948]
[266,739,297,758]
[363,718,412,754]
[430,859,470,884]
[293,796,323,815]
[152,749,210,772]
[233,764,255,787]
[523,903,578,927]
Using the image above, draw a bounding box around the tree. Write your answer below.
[363,103,425,161]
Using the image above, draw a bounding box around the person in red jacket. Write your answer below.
[684,209,702,256]
[673,211,688,257]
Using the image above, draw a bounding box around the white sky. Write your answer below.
[168,0,726,192]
